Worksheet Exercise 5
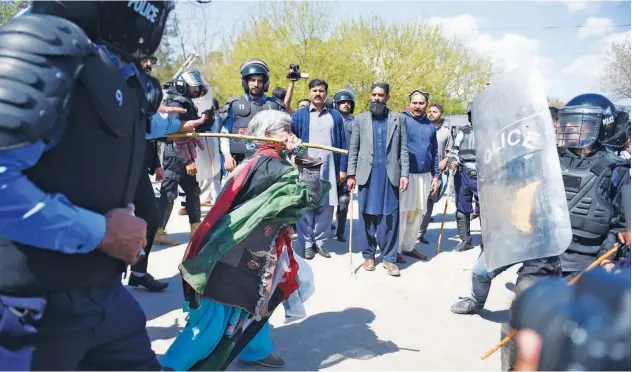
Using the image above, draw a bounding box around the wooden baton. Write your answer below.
[480,243,621,360]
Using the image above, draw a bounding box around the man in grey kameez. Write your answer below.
[291,79,348,259]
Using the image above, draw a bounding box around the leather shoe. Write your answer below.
[383,262,401,277]
[396,253,406,264]
[128,273,168,291]
[316,245,331,258]
[418,235,430,244]
[363,259,376,271]
[304,245,316,260]
[403,249,429,261]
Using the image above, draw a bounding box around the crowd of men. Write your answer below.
[0,1,630,371]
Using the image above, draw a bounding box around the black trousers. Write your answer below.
[157,172,201,227]
[130,173,159,274]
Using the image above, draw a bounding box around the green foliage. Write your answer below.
[1,0,29,25]
[156,1,492,114]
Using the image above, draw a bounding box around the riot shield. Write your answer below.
[472,66,572,271]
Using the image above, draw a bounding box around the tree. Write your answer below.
[201,1,491,113]
[547,97,565,108]
[1,0,29,25]
[601,35,631,100]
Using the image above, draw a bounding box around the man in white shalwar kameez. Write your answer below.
[398,91,439,262]
[196,110,223,206]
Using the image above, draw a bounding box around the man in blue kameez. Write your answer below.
[347,83,410,277]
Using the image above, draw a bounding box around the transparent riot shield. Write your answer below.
[472,66,572,271]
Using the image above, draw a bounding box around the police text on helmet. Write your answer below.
[127,1,159,24]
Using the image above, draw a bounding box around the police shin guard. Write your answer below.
[455,212,473,252]
[336,194,350,241]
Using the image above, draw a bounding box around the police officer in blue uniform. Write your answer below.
[447,103,479,252]
[331,88,355,242]
[0,1,179,369]
[219,59,286,172]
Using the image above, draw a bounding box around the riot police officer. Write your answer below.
[331,88,356,241]
[0,1,176,369]
[219,59,286,173]
[156,70,212,240]
[447,103,479,252]
[502,93,631,370]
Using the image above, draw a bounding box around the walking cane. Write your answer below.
[436,170,455,255]
[480,242,622,360]
[349,188,356,279]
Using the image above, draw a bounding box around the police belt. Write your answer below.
[459,165,477,177]
[571,234,606,247]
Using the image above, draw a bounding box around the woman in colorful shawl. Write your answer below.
[161,110,329,371]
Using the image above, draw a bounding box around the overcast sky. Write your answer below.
[175,0,631,103]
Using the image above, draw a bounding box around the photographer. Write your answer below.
[513,270,631,371]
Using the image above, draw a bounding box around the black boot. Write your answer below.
[336,193,350,242]
[455,212,473,252]
[335,211,347,242]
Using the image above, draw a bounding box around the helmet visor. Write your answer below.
[557,107,601,148]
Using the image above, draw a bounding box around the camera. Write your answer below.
[287,63,309,81]
[513,270,631,371]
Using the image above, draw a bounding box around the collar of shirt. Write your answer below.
[247,94,268,105]
[405,110,431,124]
[309,103,329,115]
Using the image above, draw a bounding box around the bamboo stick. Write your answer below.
[166,132,349,155]
[480,244,621,360]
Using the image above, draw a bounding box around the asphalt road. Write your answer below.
[130,188,518,370]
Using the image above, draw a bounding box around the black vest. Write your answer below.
[0,49,147,296]
[166,95,199,122]
[229,97,283,154]
[560,149,618,246]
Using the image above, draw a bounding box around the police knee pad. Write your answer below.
[456,211,470,222]
[338,194,350,208]
[160,178,179,202]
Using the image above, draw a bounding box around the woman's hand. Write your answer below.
[284,134,303,154]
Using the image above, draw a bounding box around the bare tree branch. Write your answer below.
[601,35,631,100]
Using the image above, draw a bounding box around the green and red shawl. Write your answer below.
[180,145,329,300]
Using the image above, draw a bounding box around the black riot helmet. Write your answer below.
[239,58,270,93]
[30,1,175,62]
[334,88,356,114]
[557,93,628,149]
